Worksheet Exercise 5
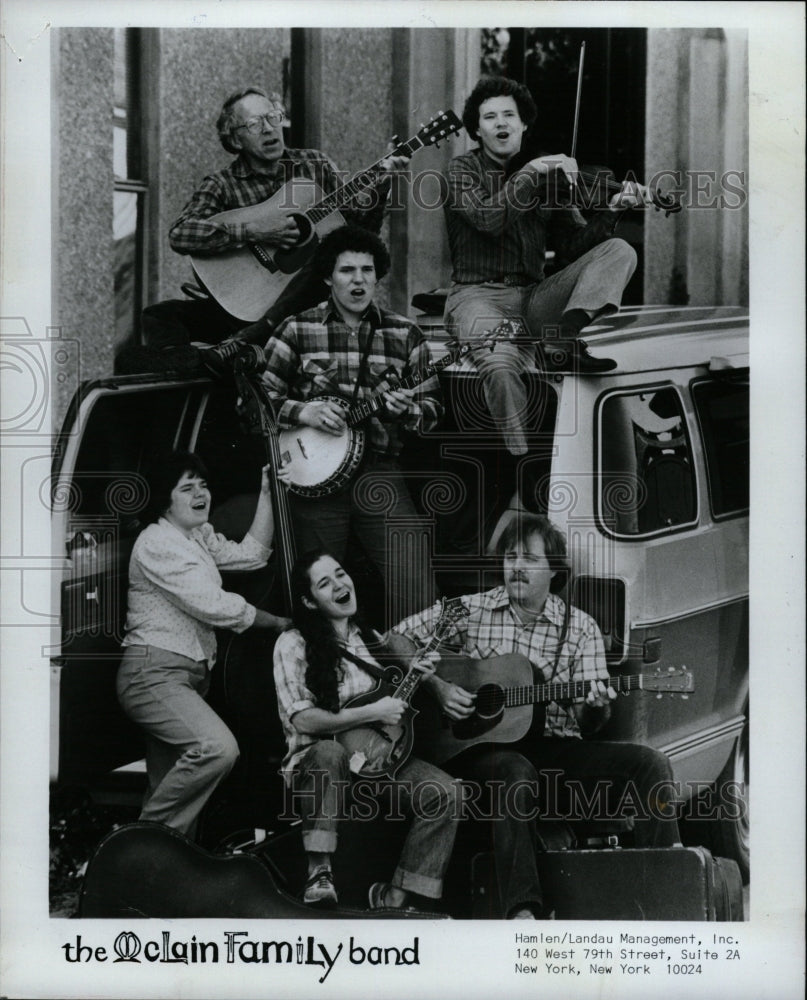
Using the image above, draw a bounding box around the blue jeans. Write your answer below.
[445,239,637,454]
[116,644,239,836]
[290,740,463,899]
[451,737,678,917]
[289,455,436,628]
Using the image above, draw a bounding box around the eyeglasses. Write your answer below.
[233,111,286,135]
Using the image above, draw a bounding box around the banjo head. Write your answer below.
[278,396,366,497]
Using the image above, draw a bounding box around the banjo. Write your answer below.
[276,322,517,497]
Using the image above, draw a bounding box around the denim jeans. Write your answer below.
[288,455,436,629]
[450,736,678,917]
[289,739,462,899]
[445,239,637,454]
[116,644,239,836]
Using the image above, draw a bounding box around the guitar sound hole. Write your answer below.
[474,683,505,721]
[292,213,313,245]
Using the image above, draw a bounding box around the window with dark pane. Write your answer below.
[598,386,697,537]
[692,378,749,518]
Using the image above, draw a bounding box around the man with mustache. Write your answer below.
[444,75,649,464]
[394,512,679,919]
[141,87,403,354]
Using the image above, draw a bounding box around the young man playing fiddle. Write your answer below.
[444,75,652,459]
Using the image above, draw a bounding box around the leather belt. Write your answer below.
[501,275,531,287]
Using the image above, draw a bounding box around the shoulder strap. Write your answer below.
[338,643,389,681]
[546,590,572,682]
[350,308,380,406]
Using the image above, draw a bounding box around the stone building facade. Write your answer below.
[50,26,748,428]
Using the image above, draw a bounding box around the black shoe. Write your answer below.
[573,339,617,372]
[199,339,266,377]
[539,339,617,373]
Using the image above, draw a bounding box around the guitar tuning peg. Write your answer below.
[681,694,689,700]
[656,693,663,700]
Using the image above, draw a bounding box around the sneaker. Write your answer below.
[367,881,418,912]
[302,867,338,907]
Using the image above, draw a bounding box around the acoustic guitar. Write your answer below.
[190,111,462,321]
[415,653,695,764]
[276,321,519,497]
[335,597,470,780]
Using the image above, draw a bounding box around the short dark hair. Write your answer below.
[216,87,286,154]
[496,512,570,593]
[145,451,210,523]
[312,225,391,282]
[462,75,537,141]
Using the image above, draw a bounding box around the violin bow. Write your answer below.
[567,38,681,216]
[570,40,586,161]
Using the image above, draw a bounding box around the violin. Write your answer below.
[507,40,682,218]
[523,160,682,217]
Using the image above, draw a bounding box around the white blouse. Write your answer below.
[122,517,271,665]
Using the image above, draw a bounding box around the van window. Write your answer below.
[692,377,749,517]
[597,385,697,537]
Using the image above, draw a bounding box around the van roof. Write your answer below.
[583,304,749,373]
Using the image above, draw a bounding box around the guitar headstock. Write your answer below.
[643,665,695,696]
[430,597,470,645]
[416,110,463,149]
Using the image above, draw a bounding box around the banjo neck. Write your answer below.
[344,341,472,428]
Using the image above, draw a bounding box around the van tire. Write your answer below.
[709,718,750,884]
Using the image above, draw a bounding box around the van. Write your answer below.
[50,301,749,896]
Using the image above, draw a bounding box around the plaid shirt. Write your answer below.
[273,623,379,779]
[169,148,387,254]
[261,299,443,458]
[394,587,608,738]
[445,147,619,284]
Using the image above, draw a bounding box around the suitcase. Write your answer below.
[472,845,744,921]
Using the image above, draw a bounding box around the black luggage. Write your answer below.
[472,845,744,921]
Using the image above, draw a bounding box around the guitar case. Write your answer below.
[79,822,445,920]
[471,845,744,921]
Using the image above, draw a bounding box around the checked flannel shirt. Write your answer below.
[261,298,443,459]
[169,148,388,255]
[393,588,609,738]
[272,623,380,780]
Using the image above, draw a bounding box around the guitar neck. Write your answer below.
[346,344,465,427]
[509,673,644,708]
[306,136,426,226]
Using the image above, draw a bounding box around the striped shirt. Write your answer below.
[169,148,387,255]
[261,299,443,458]
[445,147,619,285]
[273,623,380,778]
[393,588,608,738]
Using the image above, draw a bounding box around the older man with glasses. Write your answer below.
[139,87,405,358]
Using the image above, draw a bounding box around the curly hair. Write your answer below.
[496,512,570,594]
[289,549,376,713]
[462,75,537,141]
[312,225,391,282]
[144,451,209,524]
[216,87,286,154]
